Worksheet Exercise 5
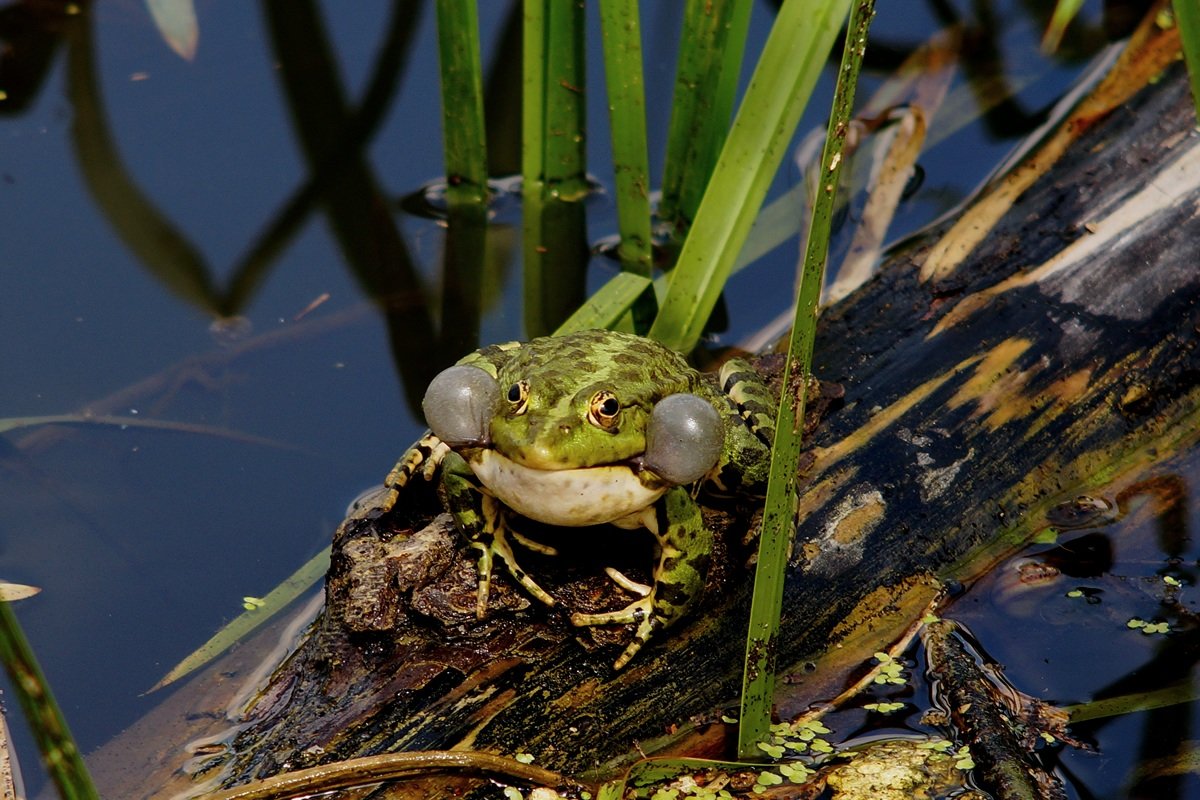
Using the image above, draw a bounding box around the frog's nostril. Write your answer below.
[559,424,571,434]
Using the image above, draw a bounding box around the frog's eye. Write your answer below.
[588,390,621,429]
[507,380,529,414]
[644,393,723,485]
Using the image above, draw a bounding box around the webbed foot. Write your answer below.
[570,486,711,669]
[571,597,665,670]
[384,433,451,493]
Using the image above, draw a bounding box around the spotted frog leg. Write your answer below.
[570,485,712,669]
[439,451,559,615]
[338,433,451,527]
[377,433,557,616]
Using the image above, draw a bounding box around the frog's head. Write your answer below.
[422,336,725,486]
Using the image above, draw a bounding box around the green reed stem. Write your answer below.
[1174,0,1200,119]
[649,0,850,353]
[599,0,653,278]
[522,0,590,336]
[0,601,99,799]
[736,0,876,760]
[659,0,751,239]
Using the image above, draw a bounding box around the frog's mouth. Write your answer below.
[468,449,667,527]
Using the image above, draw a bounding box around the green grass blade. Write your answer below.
[659,0,752,234]
[737,0,876,760]
[436,0,489,352]
[521,0,546,187]
[541,0,586,187]
[599,0,653,277]
[435,0,488,208]
[150,547,331,691]
[1174,0,1200,117]
[521,0,548,334]
[555,271,653,334]
[1066,680,1200,723]
[0,601,99,799]
[649,0,852,353]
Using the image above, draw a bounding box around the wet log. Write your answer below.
[117,33,1200,800]
[923,620,1068,800]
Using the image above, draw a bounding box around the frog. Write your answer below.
[377,329,776,668]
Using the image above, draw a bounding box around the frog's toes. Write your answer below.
[470,529,556,619]
[510,529,559,556]
[570,597,647,628]
[603,567,651,597]
[571,597,663,670]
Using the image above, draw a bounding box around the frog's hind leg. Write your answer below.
[482,513,556,606]
[718,359,776,448]
[441,456,556,616]
[571,486,711,669]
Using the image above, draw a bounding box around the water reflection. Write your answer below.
[10,1,518,413]
[953,468,1200,799]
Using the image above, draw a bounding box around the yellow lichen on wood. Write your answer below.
[946,384,1200,583]
[811,355,982,474]
[803,487,888,576]
[929,136,1200,338]
[1025,367,1094,439]
[827,576,941,651]
[918,2,1182,283]
[826,489,887,547]
[946,337,1032,426]
[796,467,859,526]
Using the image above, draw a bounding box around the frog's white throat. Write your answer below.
[468,449,667,528]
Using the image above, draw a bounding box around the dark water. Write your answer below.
[0,0,1145,796]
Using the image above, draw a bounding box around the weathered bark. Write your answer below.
[103,39,1200,800]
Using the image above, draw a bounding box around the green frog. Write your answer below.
[380,329,775,668]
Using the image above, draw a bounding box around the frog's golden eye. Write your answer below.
[507,380,529,414]
[588,390,620,429]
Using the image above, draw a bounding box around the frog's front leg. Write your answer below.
[570,486,712,669]
[342,433,451,525]
[440,453,557,616]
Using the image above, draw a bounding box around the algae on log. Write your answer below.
[195,60,1200,795]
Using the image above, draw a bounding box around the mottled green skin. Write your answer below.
[383,329,775,668]
[464,333,700,470]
